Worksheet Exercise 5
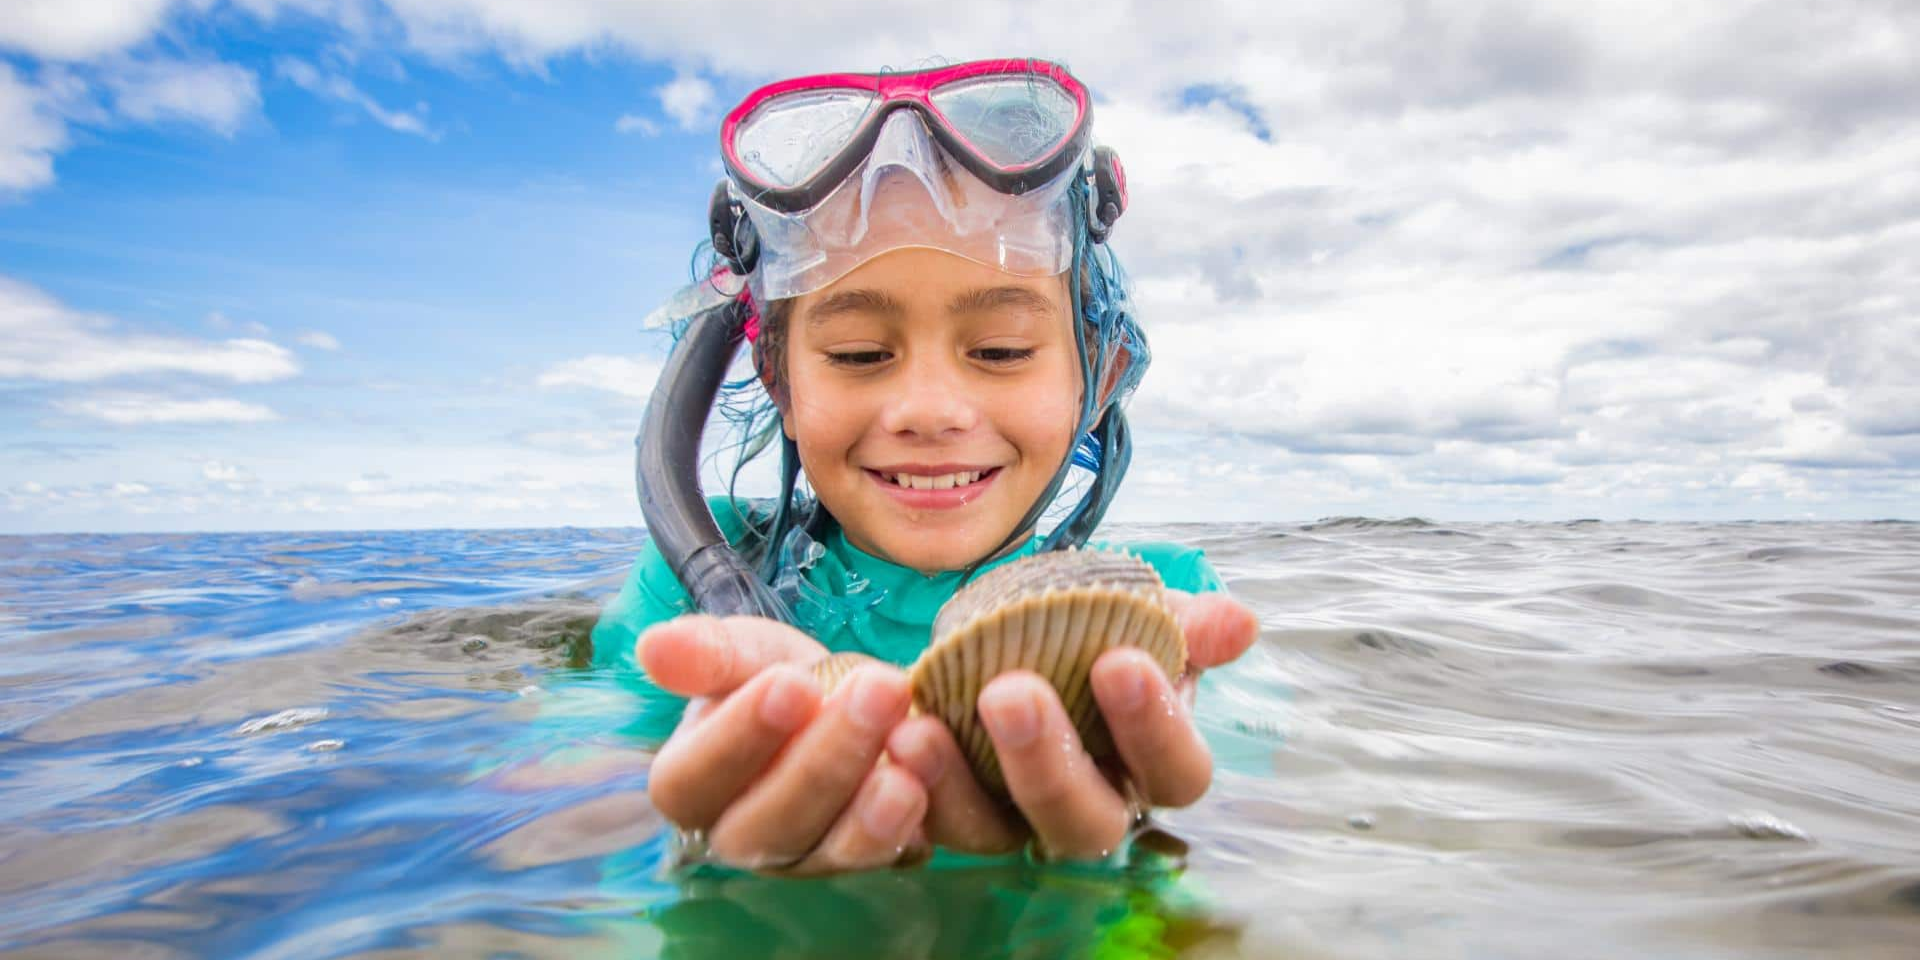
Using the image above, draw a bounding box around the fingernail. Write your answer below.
[758,669,811,729]
[981,683,1040,748]
[862,775,920,840]
[848,670,907,731]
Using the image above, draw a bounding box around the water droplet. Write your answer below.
[1347,812,1375,830]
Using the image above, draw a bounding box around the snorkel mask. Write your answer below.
[638,59,1134,620]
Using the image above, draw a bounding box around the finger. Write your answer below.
[886,715,1026,855]
[647,665,820,830]
[1091,647,1213,808]
[709,665,912,867]
[977,672,1132,860]
[1163,591,1259,671]
[781,764,928,876]
[637,614,829,698]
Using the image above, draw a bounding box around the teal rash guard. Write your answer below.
[588,498,1225,739]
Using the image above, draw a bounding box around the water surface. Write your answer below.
[2,521,1917,958]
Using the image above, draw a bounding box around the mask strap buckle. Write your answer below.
[709,181,760,275]
[1087,146,1127,243]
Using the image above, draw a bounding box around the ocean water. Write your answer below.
[2,520,1917,958]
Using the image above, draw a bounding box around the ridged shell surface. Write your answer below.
[909,549,1185,795]
[810,651,882,692]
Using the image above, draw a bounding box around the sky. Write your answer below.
[2,0,1916,533]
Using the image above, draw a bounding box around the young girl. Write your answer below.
[590,59,1258,876]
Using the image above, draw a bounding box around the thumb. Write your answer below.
[1164,590,1259,672]
[637,614,828,698]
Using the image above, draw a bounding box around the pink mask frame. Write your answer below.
[720,58,1094,214]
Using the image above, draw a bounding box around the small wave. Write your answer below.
[233,707,328,736]
[289,577,441,601]
[1302,516,1436,531]
[1346,628,1440,659]
[1550,581,1712,612]
[1727,810,1810,841]
[1817,660,1903,682]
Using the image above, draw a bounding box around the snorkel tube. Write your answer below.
[634,293,789,621]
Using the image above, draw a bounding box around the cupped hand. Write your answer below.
[885,589,1259,859]
[641,614,928,875]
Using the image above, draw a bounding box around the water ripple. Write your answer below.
[2,521,1918,957]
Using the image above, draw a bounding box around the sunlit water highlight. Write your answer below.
[2,521,1917,958]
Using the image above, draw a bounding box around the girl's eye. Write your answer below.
[974,346,1035,365]
[825,350,891,367]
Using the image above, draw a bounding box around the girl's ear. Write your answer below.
[1095,343,1133,408]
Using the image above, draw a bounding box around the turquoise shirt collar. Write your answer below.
[801,525,1041,665]
[823,525,1042,628]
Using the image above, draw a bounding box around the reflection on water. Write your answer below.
[2,521,1918,958]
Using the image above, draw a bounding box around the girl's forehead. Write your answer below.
[803,282,1066,325]
[796,249,1071,324]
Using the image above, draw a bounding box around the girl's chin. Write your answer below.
[849,519,1020,574]
[872,538,999,575]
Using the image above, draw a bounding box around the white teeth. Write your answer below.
[884,470,989,490]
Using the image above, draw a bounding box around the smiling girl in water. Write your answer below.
[590,58,1258,875]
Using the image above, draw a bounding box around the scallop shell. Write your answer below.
[810,651,883,691]
[910,548,1185,796]
[796,551,1185,798]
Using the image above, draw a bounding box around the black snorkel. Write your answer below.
[634,292,790,621]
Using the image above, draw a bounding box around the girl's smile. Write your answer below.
[779,248,1080,575]
[865,464,1003,509]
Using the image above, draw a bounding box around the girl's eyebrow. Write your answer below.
[948,285,1058,317]
[806,288,905,325]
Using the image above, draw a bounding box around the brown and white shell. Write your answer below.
[800,550,1186,797]
[910,548,1185,795]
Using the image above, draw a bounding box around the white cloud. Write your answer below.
[536,354,664,400]
[614,112,659,136]
[296,330,341,350]
[3,0,1918,523]
[0,0,178,61]
[0,276,300,383]
[206,310,270,337]
[511,428,628,456]
[104,58,261,135]
[202,460,255,482]
[277,56,435,139]
[62,395,279,425]
[656,74,713,131]
[0,63,68,193]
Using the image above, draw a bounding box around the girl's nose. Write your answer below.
[877,358,981,439]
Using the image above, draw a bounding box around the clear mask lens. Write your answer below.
[732,88,878,188]
[928,75,1079,170]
